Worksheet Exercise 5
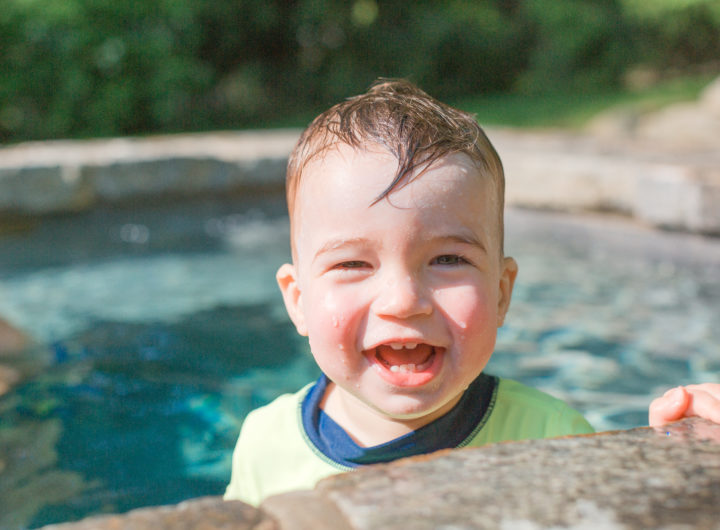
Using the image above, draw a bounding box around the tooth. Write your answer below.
[407,363,416,371]
[390,365,400,373]
[390,343,403,350]
[405,343,417,349]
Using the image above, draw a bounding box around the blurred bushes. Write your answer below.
[1,0,718,142]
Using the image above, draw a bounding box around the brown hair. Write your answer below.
[286,79,505,251]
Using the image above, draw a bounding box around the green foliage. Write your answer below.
[514,0,631,94]
[0,0,718,142]
[455,73,715,128]
[620,0,720,68]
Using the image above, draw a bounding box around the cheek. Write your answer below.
[304,286,365,350]
[304,287,369,382]
[435,284,495,336]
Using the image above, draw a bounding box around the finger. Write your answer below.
[649,386,690,427]
[684,388,720,424]
[685,383,720,399]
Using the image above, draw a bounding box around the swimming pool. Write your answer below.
[0,197,718,528]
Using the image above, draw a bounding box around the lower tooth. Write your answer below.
[388,363,421,374]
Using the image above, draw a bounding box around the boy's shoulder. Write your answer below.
[238,384,311,443]
[465,377,594,446]
[495,377,576,412]
[225,383,343,505]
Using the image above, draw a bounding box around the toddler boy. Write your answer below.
[225,80,720,505]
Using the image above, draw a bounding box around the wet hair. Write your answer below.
[286,79,505,252]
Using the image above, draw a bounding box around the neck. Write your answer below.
[320,382,461,447]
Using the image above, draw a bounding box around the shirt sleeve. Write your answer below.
[224,409,263,505]
[547,403,595,438]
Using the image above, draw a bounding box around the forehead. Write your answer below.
[292,144,500,252]
[298,143,491,208]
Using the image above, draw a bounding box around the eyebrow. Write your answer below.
[431,233,488,254]
[312,237,371,263]
[312,233,487,264]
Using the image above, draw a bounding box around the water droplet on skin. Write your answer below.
[331,316,339,328]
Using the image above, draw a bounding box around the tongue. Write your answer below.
[376,344,433,366]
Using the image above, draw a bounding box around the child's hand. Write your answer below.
[649,384,720,427]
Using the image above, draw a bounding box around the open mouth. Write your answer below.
[368,342,444,386]
[375,343,436,373]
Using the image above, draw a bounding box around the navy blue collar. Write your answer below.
[301,372,497,468]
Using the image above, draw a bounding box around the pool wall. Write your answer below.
[1,126,719,234]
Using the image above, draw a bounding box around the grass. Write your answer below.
[450,74,716,129]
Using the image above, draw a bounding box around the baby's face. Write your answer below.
[278,143,517,438]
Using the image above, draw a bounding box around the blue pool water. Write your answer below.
[0,197,718,528]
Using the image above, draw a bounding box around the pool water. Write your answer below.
[0,198,718,528]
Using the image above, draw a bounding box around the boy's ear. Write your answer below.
[497,257,518,327]
[276,263,308,336]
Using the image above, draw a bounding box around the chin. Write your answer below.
[370,392,456,423]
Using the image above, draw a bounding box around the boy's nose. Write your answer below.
[373,272,433,319]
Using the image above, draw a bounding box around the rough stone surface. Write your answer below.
[633,101,720,150]
[491,130,640,213]
[634,165,720,233]
[0,165,94,214]
[0,319,50,408]
[0,130,297,214]
[40,497,277,530]
[272,417,720,530]
[700,75,720,117]
[261,490,352,530]
[588,75,720,152]
[0,421,85,530]
[0,317,29,355]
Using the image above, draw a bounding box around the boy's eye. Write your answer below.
[335,260,369,269]
[432,254,465,266]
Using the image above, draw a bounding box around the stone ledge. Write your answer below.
[39,496,277,530]
[43,418,720,530]
[1,128,719,234]
[490,128,720,235]
[0,130,298,215]
[634,165,720,233]
[264,417,720,530]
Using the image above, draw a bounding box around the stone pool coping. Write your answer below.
[1,127,719,234]
[40,417,720,529]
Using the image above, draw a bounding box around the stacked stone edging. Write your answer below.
[490,128,720,234]
[0,130,298,215]
[41,418,720,530]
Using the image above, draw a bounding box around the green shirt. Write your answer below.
[224,377,594,505]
